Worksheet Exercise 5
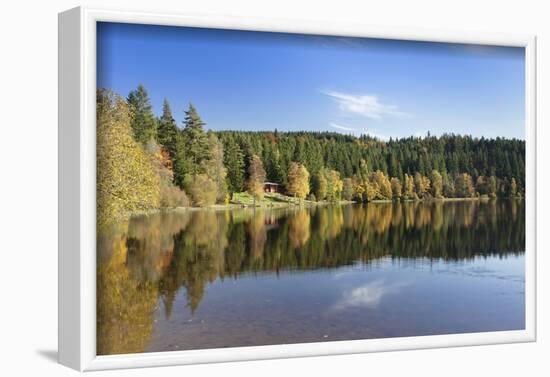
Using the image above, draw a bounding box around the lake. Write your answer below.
[97,200,525,355]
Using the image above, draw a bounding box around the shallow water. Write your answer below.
[97,200,525,355]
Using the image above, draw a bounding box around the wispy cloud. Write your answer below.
[323,90,411,120]
[328,122,390,141]
[329,122,355,132]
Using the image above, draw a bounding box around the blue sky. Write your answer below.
[97,22,525,140]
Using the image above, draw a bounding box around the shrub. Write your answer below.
[160,183,190,208]
[186,174,218,207]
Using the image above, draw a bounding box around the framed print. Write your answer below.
[58,6,537,371]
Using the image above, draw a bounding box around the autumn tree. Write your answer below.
[371,170,392,200]
[97,89,159,224]
[403,173,416,200]
[185,174,217,207]
[430,170,443,198]
[325,169,343,201]
[476,175,488,196]
[455,173,475,197]
[145,139,189,208]
[510,177,518,197]
[127,84,157,145]
[390,177,402,200]
[287,162,310,199]
[487,175,497,198]
[312,170,328,201]
[414,172,431,198]
[443,173,455,198]
[342,178,354,201]
[247,155,266,203]
[205,133,228,203]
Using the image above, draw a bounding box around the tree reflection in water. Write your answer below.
[97,200,525,355]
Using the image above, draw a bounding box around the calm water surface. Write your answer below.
[97,200,525,355]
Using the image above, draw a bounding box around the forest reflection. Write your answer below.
[97,199,525,355]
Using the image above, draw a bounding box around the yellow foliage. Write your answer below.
[287,162,310,199]
[97,90,160,225]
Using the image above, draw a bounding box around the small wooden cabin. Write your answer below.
[264,182,282,193]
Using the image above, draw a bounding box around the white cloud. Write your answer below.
[323,90,411,120]
[328,122,390,141]
[329,122,355,132]
[332,280,409,311]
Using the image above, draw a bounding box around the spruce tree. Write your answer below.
[127,84,157,145]
[157,98,178,156]
[181,103,210,176]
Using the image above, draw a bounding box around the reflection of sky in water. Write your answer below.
[147,255,524,352]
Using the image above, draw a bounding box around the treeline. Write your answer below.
[97,85,525,221]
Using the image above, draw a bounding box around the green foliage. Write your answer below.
[127,85,158,145]
[98,86,527,216]
[312,170,328,201]
[180,103,210,177]
[223,136,245,195]
[97,89,160,225]
[157,98,179,157]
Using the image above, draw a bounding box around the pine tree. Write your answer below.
[157,98,178,156]
[223,137,245,195]
[127,84,157,145]
[181,103,210,176]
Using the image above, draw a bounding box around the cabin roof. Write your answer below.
[264,182,281,186]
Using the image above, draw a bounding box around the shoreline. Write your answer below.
[123,196,524,218]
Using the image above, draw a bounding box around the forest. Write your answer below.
[97,84,525,224]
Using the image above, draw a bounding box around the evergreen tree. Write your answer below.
[223,137,245,196]
[157,98,178,156]
[312,171,328,201]
[127,84,157,145]
[181,103,210,176]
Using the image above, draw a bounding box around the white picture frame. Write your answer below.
[58,6,537,371]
